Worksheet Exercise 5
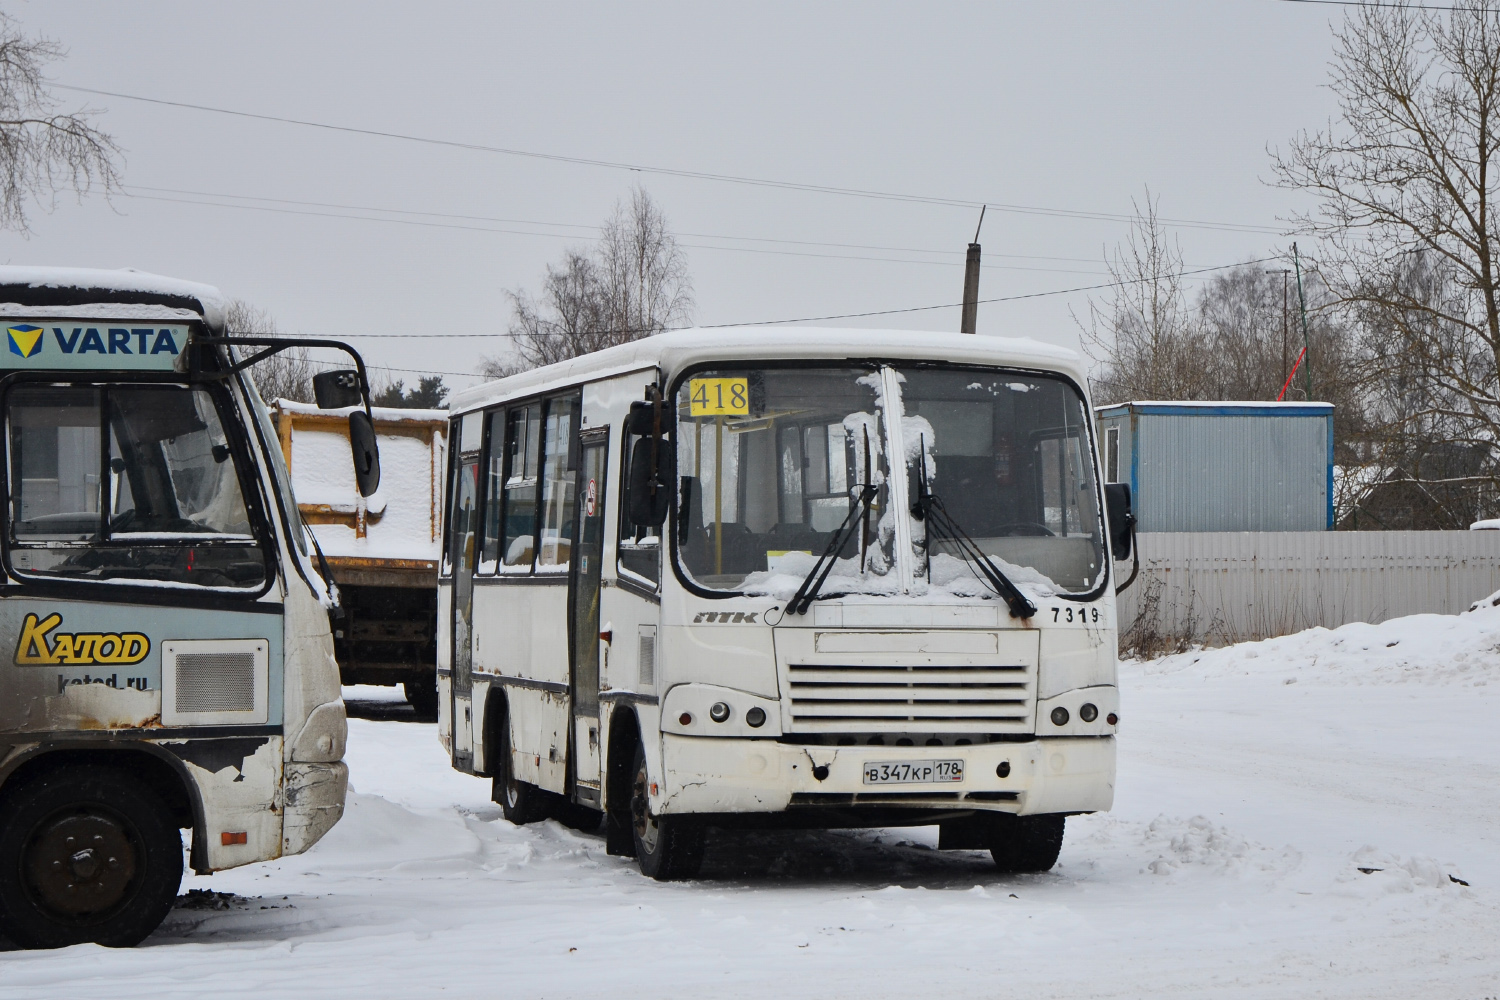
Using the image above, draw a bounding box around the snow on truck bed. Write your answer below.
[277,401,446,564]
[4,608,1498,999]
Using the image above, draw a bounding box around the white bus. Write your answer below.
[438,329,1133,879]
[0,267,382,945]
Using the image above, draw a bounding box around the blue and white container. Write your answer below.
[1094,401,1334,532]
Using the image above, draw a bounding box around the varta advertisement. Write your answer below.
[1,322,188,371]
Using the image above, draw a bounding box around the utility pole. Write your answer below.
[960,205,986,334]
[1266,268,1291,399]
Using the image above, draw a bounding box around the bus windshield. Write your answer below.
[673,364,1105,599]
[675,366,897,597]
[896,366,1104,596]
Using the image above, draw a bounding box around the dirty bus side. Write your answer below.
[0,268,374,948]
[439,329,1127,881]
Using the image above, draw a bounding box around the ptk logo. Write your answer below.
[6,324,42,358]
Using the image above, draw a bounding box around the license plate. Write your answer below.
[862,759,964,785]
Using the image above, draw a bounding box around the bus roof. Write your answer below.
[449,327,1085,414]
[0,266,226,331]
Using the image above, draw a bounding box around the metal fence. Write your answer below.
[1115,531,1500,647]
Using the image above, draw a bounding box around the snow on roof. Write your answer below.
[1096,400,1334,415]
[0,266,226,330]
[449,327,1084,414]
[276,398,449,423]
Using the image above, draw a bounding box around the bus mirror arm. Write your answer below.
[206,336,383,498]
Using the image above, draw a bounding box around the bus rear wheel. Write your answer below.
[492,712,548,825]
[403,677,439,720]
[0,765,184,948]
[987,813,1066,873]
[629,743,704,881]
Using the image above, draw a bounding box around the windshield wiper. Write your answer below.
[788,481,879,616]
[910,438,1037,620]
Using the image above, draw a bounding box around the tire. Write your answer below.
[629,743,704,881]
[0,765,184,949]
[490,711,549,825]
[987,813,1066,873]
[402,677,439,720]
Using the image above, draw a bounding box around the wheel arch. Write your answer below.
[480,686,511,778]
[0,742,208,873]
[603,705,641,815]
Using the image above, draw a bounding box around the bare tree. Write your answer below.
[598,186,694,341]
[0,14,120,232]
[483,187,693,376]
[1271,1,1500,511]
[225,299,314,404]
[1080,193,1198,402]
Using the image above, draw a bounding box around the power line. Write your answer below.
[330,255,1281,339]
[60,83,1285,236]
[127,189,1112,275]
[128,183,1122,266]
[1278,1,1495,9]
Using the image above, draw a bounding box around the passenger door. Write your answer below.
[567,427,608,800]
[448,418,482,768]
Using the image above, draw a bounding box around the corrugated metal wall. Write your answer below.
[1135,412,1329,532]
[1116,531,1500,645]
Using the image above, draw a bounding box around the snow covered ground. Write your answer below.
[4,611,1499,999]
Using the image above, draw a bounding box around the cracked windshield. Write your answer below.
[898,367,1104,596]
[675,367,895,596]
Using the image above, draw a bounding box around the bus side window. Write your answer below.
[500,402,541,571]
[617,421,660,587]
[536,396,578,570]
[477,408,506,574]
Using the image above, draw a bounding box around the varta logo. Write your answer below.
[7,324,43,358]
[14,612,150,666]
[48,327,180,356]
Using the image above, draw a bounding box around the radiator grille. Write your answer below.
[638,633,655,687]
[786,662,1033,733]
[174,652,256,713]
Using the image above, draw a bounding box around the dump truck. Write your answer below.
[274,400,446,716]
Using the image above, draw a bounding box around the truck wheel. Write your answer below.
[0,765,184,948]
[491,712,548,825]
[403,677,439,720]
[629,743,704,881]
[987,813,1066,873]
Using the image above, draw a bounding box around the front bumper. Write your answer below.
[282,760,349,856]
[657,734,1114,817]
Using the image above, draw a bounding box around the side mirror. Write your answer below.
[1103,483,1136,561]
[349,411,381,497]
[627,435,674,527]
[313,370,364,409]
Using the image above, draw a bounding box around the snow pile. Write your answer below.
[1132,604,1500,686]
[1139,815,1298,879]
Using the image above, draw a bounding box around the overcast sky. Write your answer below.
[8,1,1348,393]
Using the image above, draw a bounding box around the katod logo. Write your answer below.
[7,324,43,358]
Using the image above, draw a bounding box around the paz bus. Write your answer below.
[438,329,1134,879]
[0,267,381,946]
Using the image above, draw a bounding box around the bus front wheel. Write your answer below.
[0,765,184,948]
[629,743,704,881]
[987,813,1066,873]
